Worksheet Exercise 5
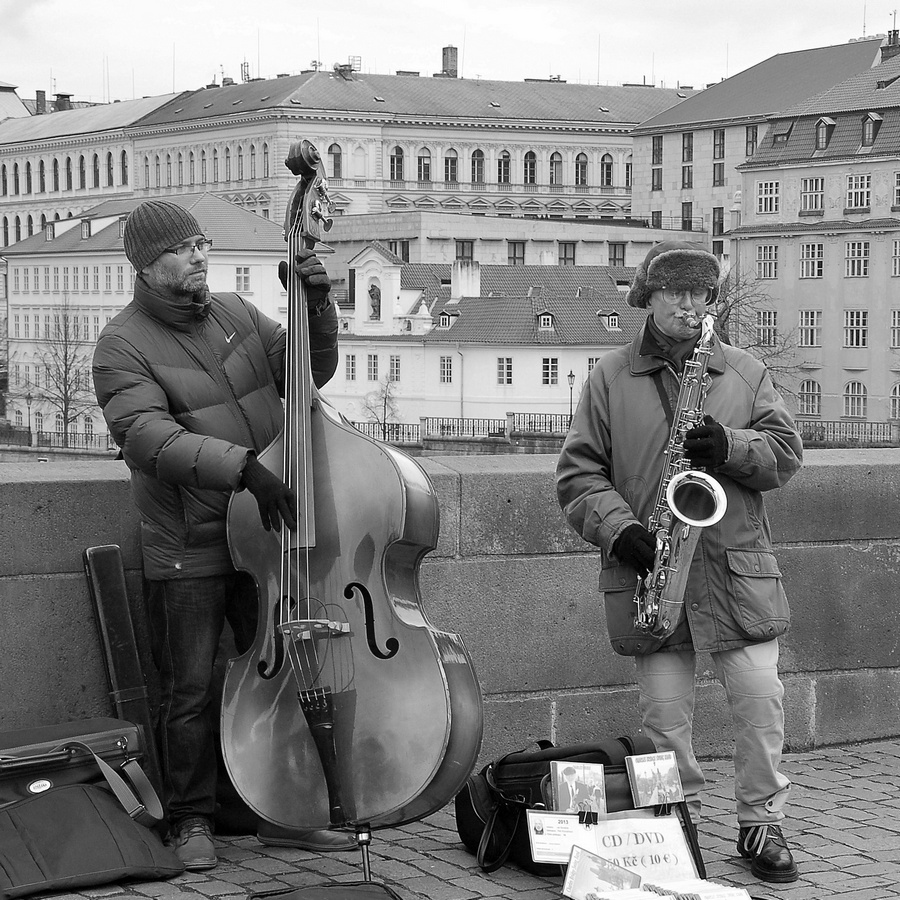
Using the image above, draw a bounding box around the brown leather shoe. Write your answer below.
[257,822,356,852]
[737,824,798,883]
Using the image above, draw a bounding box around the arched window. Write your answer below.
[1,216,8,246]
[213,149,219,182]
[106,152,114,186]
[13,163,19,194]
[201,150,207,184]
[55,413,64,433]
[225,147,231,182]
[263,143,269,177]
[188,151,195,185]
[26,214,33,236]
[497,150,511,184]
[143,156,150,188]
[575,152,588,187]
[25,162,32,194]
[524,150,536,185]
[120,150,129,185]
[65,157,72,190]
[600,153,613,187]
[35,411,44,433]
[79,155,86,189]
[237,146,243,181]
[549,151,563,186]
[471,149,484,184]
[250,145,257,179]
[0,164,6,196]
[798,380,821,417]
[328,143,342,179]
[14,215,21,242]
[84,416,94,435]
[625,154,633,188]
[53,159,60,191]
[154,155,161,187]
[166,154,172,187]
[417,148,431,182]
[891,384,900,419]
[39,160,46,192]
[843,381,867,418]
[177,153,183,186]
[390,146,404,181]
[444,148,458,183]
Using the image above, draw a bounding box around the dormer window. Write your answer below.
[772,124,792,145]
[815,117,835,151]
[539,313,554,330]
[81,220,91,240]
[439,313,452,328]
[862,113,883,147]
[606,313,620,330]
[44,223,55,241]
[118,217,126,237]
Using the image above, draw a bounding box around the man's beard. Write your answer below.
[156,266,207,297]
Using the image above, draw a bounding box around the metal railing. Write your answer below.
[511,412,571,433]
[34,431,118,451]
[798,420,897,444]
[422,417,507,438]
[350,421,421,443]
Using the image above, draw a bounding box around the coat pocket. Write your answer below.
[599,565,665,656]
[725,548,790,641]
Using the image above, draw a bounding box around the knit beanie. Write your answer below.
[626,241,721,308]
[123,200,203,273]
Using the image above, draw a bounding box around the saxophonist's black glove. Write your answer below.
[684,415,728,469]
[278,248,332,314]
[614,524,657,577]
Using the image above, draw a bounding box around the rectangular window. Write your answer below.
[712,207,724,236]
[22,269,29,292]
[367,354,378,381]
[444,156,458,183]
[53,267,59,292]
[651,168,662,191]
[608,242,626,267]
[681,165,693,189]
[713,129,725,160]
[651,135,663,166]
[799,382,821,417]
[894,172,900,207]
[508,241,525,266]
[682,132,693,163]
[756,310,777,346]
[651,210,662,228]
[345,354,356,381]
[388,240,409,262]
[846,174,871,210]
[104,266,111,291]
[799,242,824,278]
[891,311,900,349]
[756,244,778,279]
[798,310,822,347]
[893,239,900,277]
[844,309,868,347]
[93,266,99,291]
[542,357,559,386]
[389,355,400,382]
[757,181,780,214]
[559,242,576,266]
[712,240,724,258]
[44,267,50,291]
[440,355,453,384]
[745,125,758,157]
[63,266,69,292]
[116,266,124,291]
[236,266,251,292]
[712,162,725,187]
[497,357,513,385]
[681,202,693,231]
[800,177,824,211]
[845,241,870,277]
[455,240,473,261]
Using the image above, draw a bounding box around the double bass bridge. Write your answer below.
[278,617,351,643]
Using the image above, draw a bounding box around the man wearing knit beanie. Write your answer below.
[557,241,803,884]
[93,198,353,869]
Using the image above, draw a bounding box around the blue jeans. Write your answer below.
[146,573,258,826]
[633,640,791,826]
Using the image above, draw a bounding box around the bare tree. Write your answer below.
[12,295,96,447]
[361,377,401,440]
[714,268,805,398]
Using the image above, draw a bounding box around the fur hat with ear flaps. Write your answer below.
[626,240,721,308]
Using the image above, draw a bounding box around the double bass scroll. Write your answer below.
[222,139,483,833]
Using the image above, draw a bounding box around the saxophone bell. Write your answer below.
[665,470,727,528]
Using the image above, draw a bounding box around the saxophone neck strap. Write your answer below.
[651,370,675,428]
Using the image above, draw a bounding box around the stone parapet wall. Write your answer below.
[1,450,897,766]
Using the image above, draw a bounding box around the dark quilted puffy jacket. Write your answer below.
[93,277,337,579]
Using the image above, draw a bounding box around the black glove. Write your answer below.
[683,415,728,469]
[614,523,657,577]
[240,455,297,533]
[278,248,331,313]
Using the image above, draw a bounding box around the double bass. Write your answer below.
[222,140,483,839]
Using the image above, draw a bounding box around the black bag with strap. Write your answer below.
[455,735,704,877]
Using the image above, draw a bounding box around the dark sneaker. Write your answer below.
[737,824,798,883]
[170,816,217,870]
[257,821,356,852]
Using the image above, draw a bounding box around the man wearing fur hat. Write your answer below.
[556,241,802,883]
[93,198,354,869]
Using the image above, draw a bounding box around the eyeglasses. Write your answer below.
[659,287,711,305]
[164,238,213,257]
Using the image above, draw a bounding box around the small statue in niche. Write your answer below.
[368,284,381,319]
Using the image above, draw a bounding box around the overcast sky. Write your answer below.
[1,0,892,103]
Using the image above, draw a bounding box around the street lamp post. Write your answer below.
[25,393,33,445]
[567,370,575,424]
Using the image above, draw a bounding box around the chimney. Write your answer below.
[35,90,47,115]
[882,30,900,62]
[450,259,480,300]
[442,45,458,78]
[54,92,72,111]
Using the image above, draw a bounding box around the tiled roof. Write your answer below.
[133,71,695,130]
[1,192,285,256]
[729,217,900,236]
[419,265,645,346]
[633,39,883,132]
[0,93,184,144]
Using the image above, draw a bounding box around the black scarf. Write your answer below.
[641,315,701,373]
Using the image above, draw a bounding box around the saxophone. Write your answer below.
[633,314,728,640]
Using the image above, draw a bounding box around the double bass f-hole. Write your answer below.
[344,582,400,660]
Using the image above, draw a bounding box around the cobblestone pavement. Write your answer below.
[44,740,900,900]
